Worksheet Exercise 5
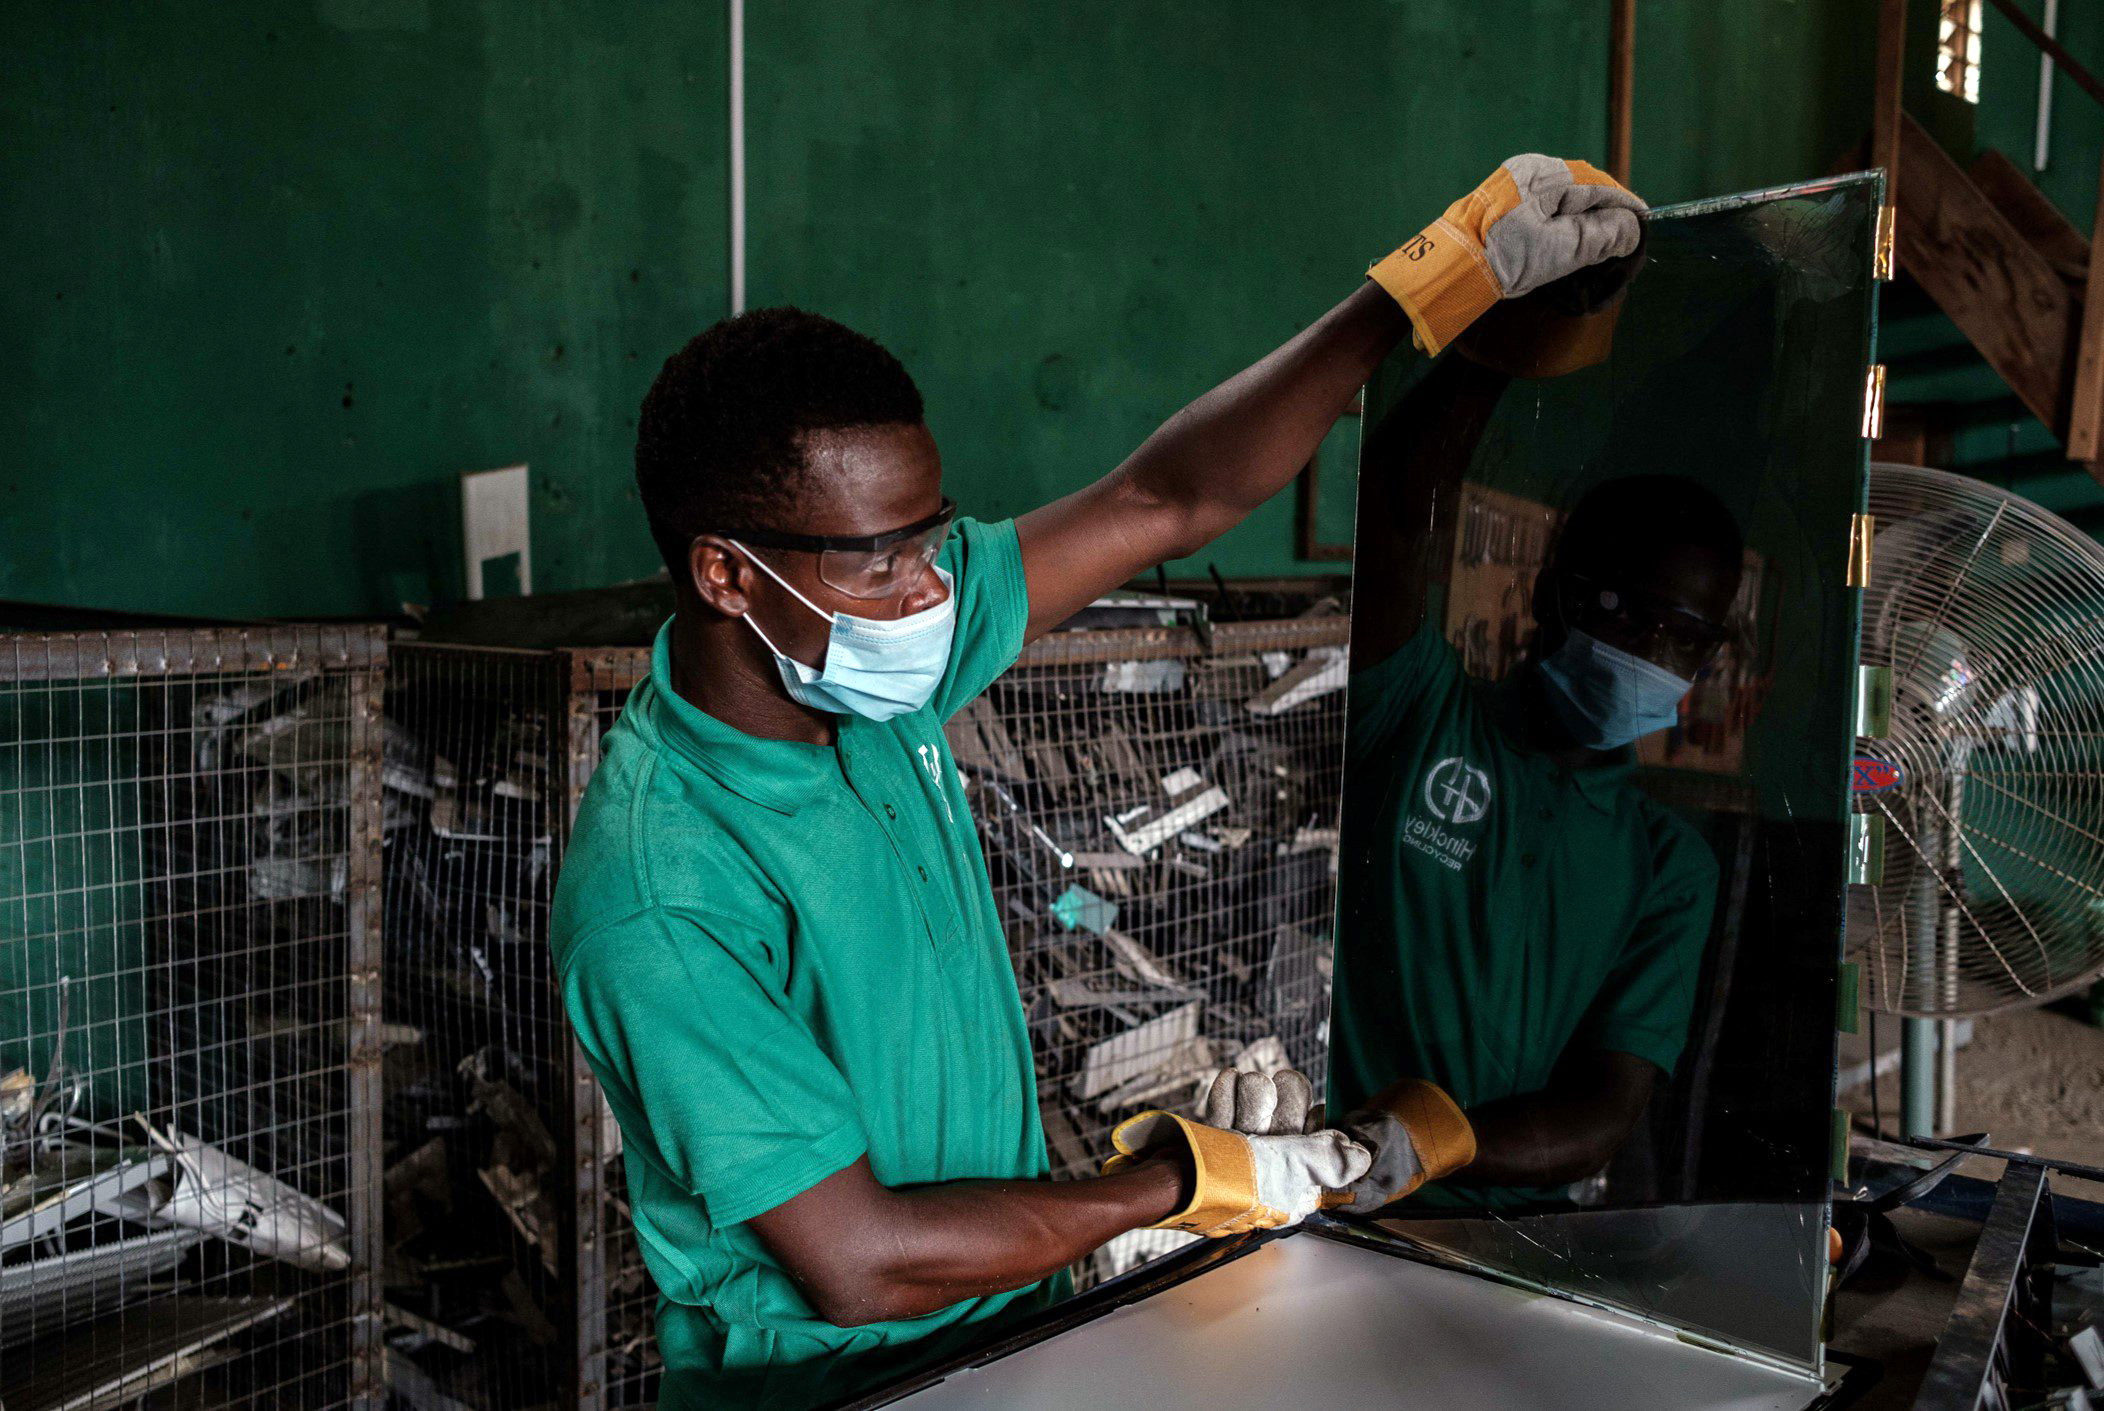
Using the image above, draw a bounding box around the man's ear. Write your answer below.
[687,536,753,618]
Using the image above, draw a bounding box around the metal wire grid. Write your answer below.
[1852,464,2104,1018]
[0,627,385,1411]
[378,644,577,1410]
[956,619,1347,1285]
[378,617,1347,1406]
[563,651,655,1411]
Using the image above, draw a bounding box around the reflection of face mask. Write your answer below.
[731,542,955,721]
[1537,628,1692,749]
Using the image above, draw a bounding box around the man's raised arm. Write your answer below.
[1016,155,1645,643]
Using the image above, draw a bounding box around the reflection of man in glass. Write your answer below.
[1333,374,1744,1211]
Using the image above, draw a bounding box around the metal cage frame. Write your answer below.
[378,613,1349,1409]
[0,625,387,1411]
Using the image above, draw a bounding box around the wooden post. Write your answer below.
[2066,149,2104,463]
[1607,0,1636,184]
[1873,0,1907,206]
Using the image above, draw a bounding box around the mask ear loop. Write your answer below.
[719,540,836,672]
[727,540,838,625]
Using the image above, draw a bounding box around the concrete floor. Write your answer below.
[1841,1003,2104,1204]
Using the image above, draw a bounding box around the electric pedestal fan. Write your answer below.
[1849,462,2104,1134]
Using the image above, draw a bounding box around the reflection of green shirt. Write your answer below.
[551,518,1059,1410]
[1330,624,1716,1210]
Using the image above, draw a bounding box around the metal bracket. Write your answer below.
[1848,812,1886,886]
[1847,513,1875,588]
[1854,664,1893,738]
[1860,364,1887,440]
[1874,204,1896,281]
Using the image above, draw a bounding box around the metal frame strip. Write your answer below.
[345,655,390,1409]
[0,624,387,682]
[1913,1162,2056,1410]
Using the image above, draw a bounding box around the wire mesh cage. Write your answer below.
[377,644,586,1411]
[380,610,1348,1406]
[0,626,386,1411]
[950,617,1348,1283]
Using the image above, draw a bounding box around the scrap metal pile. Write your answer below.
[944,603,1349,1282]
[376,652,612,1409]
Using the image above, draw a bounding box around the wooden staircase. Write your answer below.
[1869,0,2104,485]
[1890,114,2096,476]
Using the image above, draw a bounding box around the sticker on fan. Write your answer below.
[1851,756,1903,794]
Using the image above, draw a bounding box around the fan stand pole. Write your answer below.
[1901,1018,1938,1138]
[1937,1020,1959,1132]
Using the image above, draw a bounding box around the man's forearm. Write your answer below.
[1016,280,1409,639]
[1457,1093,1630,1187]
[857,1160,1184,1322]
[1448,1054,1658,1188]
[750,1155,1187,1329]
[1123,281,1410,552]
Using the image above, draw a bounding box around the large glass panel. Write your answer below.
[1329,174,1882,1370]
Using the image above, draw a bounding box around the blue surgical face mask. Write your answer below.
[1536,628,1692,750]
[731,542,955,721]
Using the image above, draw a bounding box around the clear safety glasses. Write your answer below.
[717,498,956,600]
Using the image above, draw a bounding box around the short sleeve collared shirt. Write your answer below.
[1329,624,1718,1210]
[551,517,1056,1409]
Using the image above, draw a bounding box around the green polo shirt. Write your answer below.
[1329,623,1717,1211]
[550,517,1058,1410]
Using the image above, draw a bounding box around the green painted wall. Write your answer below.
[4,1,1958,617]
[4,1,729,618]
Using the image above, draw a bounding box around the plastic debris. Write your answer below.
[1050,885,1119,936]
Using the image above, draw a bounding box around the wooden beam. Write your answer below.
[1894,115,2081,447]
[1873,0,1907,208]
[1969,149,2090,282]
[1607,0,1635,185]
[2066,149,2104,461]
[1982,0,2104,108]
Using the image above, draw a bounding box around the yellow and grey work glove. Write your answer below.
[1102,1109,1371,1238]
[1335,1078,1478,1215]
[1368,154,1648,357]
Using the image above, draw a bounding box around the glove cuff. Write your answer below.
[1370,157,1633,358]
[1362,1078,1476,1188]
[1368,225,1500,359]
[1104,1111,1284,1237]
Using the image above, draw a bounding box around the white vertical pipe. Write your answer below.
[2035,0,2059,172]
[729,0,747,314]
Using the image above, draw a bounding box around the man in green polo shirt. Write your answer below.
[1330,350,1744,1213]
[551,156,1650,1407]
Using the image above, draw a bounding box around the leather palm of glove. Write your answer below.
[1335,1078,1478,1215]
[1368,154,1648,357]
[1199,1068,1478,1216]
[1102,1068,1369,1238]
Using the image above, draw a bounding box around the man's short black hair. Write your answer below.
[635,307,925,576]
[1553,474,1744,579]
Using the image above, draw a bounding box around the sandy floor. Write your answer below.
[1843,1002,2104,1202]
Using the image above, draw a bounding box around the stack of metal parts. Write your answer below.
[377,645,651,1410]
[378,645,609,1410]
[0,627,386,1411]
[949,611,1348,1284]
[372,603,1348,1406]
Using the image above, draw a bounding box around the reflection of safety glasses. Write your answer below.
[1564,570,1731,670]
[715,498,957,600]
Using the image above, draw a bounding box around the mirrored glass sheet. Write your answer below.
[1330,174,1883,1369]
